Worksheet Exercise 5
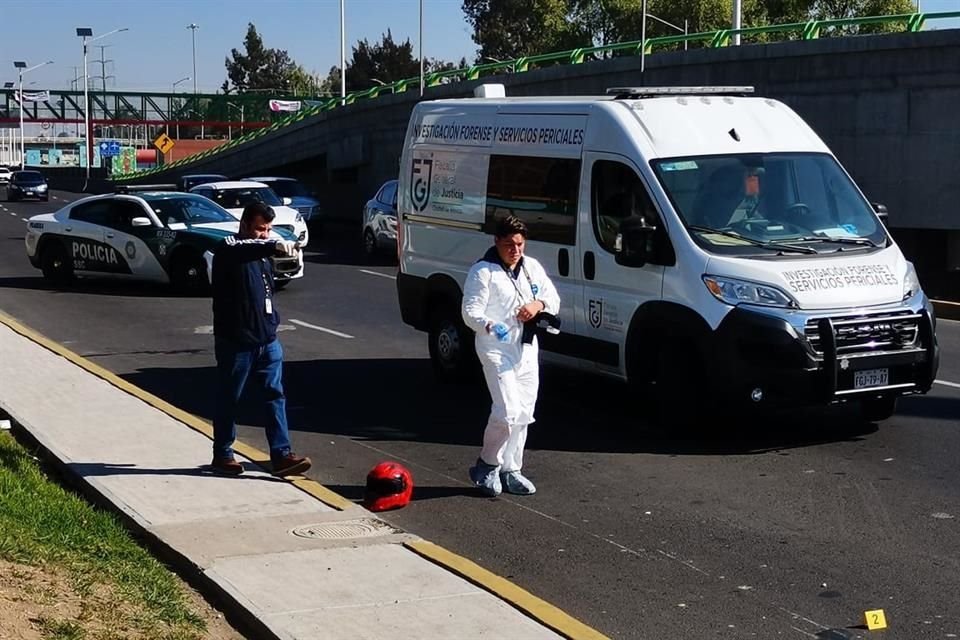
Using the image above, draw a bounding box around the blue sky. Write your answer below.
[1,0,478,92]
[1,0,958,93]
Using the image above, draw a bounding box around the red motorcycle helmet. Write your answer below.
[364,462,413,512]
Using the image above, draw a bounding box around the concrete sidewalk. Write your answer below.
[0,312,606,640]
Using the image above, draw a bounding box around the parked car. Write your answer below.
[23,189,304,291]
[362,179,397,259]
[190,181,309,247]
[6,170,49,202]
[0,166,12,185]
[177,173,227,192]
[243,176,323,224]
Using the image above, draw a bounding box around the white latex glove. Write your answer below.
[275,240,299,257]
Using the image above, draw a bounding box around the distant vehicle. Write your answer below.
[362,179,397,259]
[6,170,49,202]
[177,173,227,192]
[190,180,309,247]
[0,166,12,185]
[23,190,304,292]
[243,176,323,224]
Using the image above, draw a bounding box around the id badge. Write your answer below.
[265,298,273,315]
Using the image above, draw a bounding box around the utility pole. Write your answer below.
[733,0,743,45]
[187,23,201,137]
[340,0,346,105]
[419,0,424,96]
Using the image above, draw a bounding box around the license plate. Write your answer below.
[854,368,889,389]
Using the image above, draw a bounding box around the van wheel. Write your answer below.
[170,251,208,295]
[655,342,707,430]
[41,242,73,285]
[428,306,476,383]
[860,396,897,422]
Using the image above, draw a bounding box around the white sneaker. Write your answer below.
[500,470,536,495]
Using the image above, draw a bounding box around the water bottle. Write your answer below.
[492,323,510,343]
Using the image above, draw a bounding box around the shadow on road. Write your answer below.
[119,355,907,457]
[0,275,197,298]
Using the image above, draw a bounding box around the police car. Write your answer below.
[24,190,304,292]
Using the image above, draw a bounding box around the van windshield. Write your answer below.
[652,153,888,255]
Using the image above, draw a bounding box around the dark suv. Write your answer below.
[6,170,49,202]
[177,174,227,192]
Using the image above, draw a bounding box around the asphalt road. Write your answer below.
[1,191,958,639]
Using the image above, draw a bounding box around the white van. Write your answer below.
[396,85,939,422]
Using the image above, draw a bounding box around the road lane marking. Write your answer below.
[289,318,354,339]
[359,269,397,280]
[934,379,960,389]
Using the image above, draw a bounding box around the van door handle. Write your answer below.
[105,232,115,239]
[558,248,569,277]
[64,227,72,232]
[584,251,596,280]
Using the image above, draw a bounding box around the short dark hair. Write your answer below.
[494,214,527,239]
[241,201,275,224]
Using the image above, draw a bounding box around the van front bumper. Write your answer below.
[706,298,939,408]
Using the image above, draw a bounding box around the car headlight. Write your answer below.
[703,275,797,308]
[902,261,920,301]
[38,184,48,191]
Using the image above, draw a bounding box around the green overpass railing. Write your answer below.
[116,10,960,180]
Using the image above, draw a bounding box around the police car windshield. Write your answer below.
[652,153,888,254]
[211,187,282,209]
[150,196,236,227]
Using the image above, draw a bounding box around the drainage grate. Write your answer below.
[291,518,399,540]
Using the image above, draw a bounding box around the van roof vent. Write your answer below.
[474,83,506,98]
[607,86,754,99]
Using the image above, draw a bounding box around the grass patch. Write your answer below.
[0,431,210,638]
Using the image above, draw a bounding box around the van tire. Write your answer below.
[655,341,707,430]
[428,305,476,383]
[41,241,73,285]
[860,396,897,423]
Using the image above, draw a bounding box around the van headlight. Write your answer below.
[703,275,796,308]
[902,261,920,301]
[38,184,48,191]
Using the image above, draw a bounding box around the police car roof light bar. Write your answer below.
[607,86,755,99]
[115,184,178,194]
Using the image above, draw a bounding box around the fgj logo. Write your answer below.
[125,241,137,259]
[588,299,603,329]
[411,157,433,212]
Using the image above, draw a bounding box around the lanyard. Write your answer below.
[499,259,536,305]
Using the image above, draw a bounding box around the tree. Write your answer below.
[462,0,587,61]
[223,23,296,94]
[811,0,916,33]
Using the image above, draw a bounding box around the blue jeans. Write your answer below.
[213,338,292,463]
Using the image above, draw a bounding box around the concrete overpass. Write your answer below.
[114,28,960,298]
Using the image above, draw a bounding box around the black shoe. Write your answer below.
[272,453,312,477]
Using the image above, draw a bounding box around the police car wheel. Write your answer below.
[41,242,73,285]
[860,396,897,423]
[428,307,475,383]
[363,229,377,257]
[170,251,208,294]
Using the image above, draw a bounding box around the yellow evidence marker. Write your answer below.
[864,609,888,631]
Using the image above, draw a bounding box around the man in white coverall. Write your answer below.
[462,215,560,496]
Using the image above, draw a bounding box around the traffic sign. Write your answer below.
[99,140,122,157]
[153,133,175,155]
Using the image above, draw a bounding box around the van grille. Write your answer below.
[804,311,919,355]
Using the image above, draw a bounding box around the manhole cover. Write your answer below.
[291,518,399,540]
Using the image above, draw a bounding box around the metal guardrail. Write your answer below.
[116,10,960,180]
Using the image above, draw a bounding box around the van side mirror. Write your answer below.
[615,216,657,267]
[872,202,888,226]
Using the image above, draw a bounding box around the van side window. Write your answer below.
[485,155,579,245]
[591,161,663,255]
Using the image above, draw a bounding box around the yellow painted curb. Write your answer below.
[0,310,353,511]
[405,540,610,640]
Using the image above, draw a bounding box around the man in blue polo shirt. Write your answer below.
[210,201,311,477]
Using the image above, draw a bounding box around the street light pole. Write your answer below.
[187,24,201,137]
[419,0,424,96]
[640,0,647,76]
[76,26,128,190]
[340,0,346,106]
[13,60,53,170]
[733,0,743,45]
[173,76,190,140]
